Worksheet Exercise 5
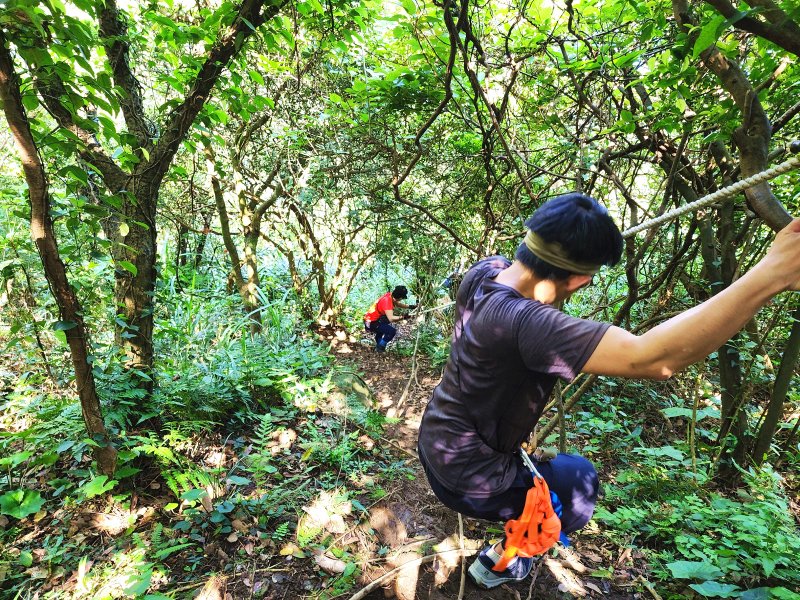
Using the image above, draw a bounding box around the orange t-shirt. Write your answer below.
[364,292,393,323]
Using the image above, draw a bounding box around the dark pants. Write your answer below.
[420,451,598,535]
[365,317,396,349]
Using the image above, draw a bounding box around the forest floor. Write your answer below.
[1,321,657,600]
[315,322,651,600]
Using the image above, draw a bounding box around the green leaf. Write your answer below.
[688,581,740,598]
[152,542,194,560]
[226,475,251,486]
[761,557,776,578]
[59,164,89,186]
[634,445,685,460]
[19,550,33,567]
[119,222,130,237]
[118,261,138,276]
[124,568,153,596]
[0,450,34,468]
[400,0,416,14]
[662,406,693,418]
[248,69,264,85]
[180,488,208,502]
[739,589,772,600]
[57,440,75,453]
[53,321,77,331]
[769,588,800,599]
[667,560,724,580]
[115,466,141,479]
[661,406,719,420]
[0,489,45,519]
[79,475,117,499]
[693,16,726,59]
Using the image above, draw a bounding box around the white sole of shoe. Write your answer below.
[467,559,506,589]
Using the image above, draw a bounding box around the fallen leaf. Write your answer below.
[24,567,48,580]
[195,574,226,600]
[226,533,238,543]
[231,519,248,533]
[585,582,603,594]
[583,550,604,563]
[279,542,301,556]
[313,551,347,574]
[616,547,633,566]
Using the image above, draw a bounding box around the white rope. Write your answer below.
[413,301,455,315]
[621,153,800,239]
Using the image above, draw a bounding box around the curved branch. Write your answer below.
[147,0,287,185]
[33,70,128,188]
[673,0,792,231]
[704,0,800,57]
[98,1,154,149]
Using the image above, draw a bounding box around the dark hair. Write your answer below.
[515,193,623,280]
[392,285,409,300]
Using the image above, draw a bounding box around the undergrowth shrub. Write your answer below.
[150,281,331,426]
[596,464,800,595]
[392,320,451,367]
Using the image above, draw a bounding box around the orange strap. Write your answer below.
[492,475,561,572]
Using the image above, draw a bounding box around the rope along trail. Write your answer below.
[411,143,800,315]
[621,147,800,239]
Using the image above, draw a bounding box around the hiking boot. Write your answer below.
[468,545,534,589]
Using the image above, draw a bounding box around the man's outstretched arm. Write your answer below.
[582,219,800,380]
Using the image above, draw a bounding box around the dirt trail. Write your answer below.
[325,323,645,600]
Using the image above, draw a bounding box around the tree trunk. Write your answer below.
[113,180,158,391]
[700,211,746,485]
[242,231,263,334]
[0,34,116,475]
[752,307,800,465]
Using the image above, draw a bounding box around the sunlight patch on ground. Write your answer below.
[298,489,352,542]
[545,554,588,596]
[73,547,166,598]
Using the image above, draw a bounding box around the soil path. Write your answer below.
[325,323,645,600]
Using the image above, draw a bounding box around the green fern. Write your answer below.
[162,464,215,499]
[271,521,290,541]
[151,522,163,548]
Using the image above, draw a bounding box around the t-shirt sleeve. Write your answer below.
[376,295,393,314]
[517,305,610,380]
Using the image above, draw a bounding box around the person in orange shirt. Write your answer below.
[363,286,416,352]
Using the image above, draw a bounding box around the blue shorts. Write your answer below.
[420,450,599,535]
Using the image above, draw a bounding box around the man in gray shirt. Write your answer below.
[418,192,800,588]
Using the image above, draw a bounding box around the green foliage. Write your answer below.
[596,465,800,592]
[2,0,800,597]
[391,319,451,367]
[0,489,44,519]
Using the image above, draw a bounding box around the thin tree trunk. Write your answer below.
[0,33,116,475]
[752,307,800,465]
